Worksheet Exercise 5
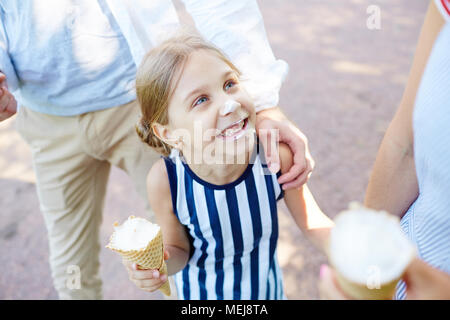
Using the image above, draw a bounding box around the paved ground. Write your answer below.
[0,0,428,299]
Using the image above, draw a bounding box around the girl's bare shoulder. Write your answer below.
[146,158,172,211]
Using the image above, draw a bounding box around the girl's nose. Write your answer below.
[220,100,240,116]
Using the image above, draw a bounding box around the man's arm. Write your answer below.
[0,6,18,121]
[0,5,19,91]
[364,1,445,217]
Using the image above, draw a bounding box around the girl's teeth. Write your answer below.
[221,119,245,137]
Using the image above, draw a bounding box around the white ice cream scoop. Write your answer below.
[329,205,417,299]
[109,216,160,251]
[220,99,240,116]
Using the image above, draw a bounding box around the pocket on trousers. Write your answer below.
[14,105,46,153]
[15,105,28,143]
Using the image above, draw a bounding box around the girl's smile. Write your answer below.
[216,116,249,140]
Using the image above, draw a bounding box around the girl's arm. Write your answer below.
[124,159,190,293]
[146,158,191,275]
[364,1,445,217]
[279,143,334,254]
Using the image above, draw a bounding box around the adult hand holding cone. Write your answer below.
[326,204,416,300]
[106,216,171,296]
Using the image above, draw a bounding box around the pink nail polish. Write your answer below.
[319,264,328,278]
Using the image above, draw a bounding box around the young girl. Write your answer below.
[126,33,334,300]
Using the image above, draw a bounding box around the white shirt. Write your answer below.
[0,0,288,115]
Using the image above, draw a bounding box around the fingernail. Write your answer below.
[132,263,137,270]
[161,274,167,281]
[153,271,159,278]
[319,264,328,279]
[269,162,280,173]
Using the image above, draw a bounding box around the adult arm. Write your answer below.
[364,1,445,217]
[0,7,18,121]
[256,106,315,189]
[0,5,19,91]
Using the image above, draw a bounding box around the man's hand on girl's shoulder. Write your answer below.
[256,106,314,190]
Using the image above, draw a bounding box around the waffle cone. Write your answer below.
[106,227,171,296]
[333,269,400,300]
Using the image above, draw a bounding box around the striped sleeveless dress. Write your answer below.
[163,143,285,300]
[395,12,450,299]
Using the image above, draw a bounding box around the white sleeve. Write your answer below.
[435,0,450,22]
[0,6,19,91]
[181,0,289,112]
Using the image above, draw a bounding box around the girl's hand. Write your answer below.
[123,250,170,293]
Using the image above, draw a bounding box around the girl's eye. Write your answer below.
[194,96,208,107]
[224,80,237,91]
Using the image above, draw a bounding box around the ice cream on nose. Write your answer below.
[220,99,240,116]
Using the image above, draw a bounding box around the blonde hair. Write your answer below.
[135,31,241,157]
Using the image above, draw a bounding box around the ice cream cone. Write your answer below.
[328,204,416,300]
[333,269,401,300]
[106,216,171,296]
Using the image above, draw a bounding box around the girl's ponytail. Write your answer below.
[135,117,172,157]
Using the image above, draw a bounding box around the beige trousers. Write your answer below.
[16,100,160,299]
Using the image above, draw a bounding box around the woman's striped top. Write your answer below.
[395,21,450,299]
[163,143,285,300]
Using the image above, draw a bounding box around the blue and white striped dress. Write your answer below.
[395,21,450,299]
[163,144,285,300]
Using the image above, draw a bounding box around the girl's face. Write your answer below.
[165,49,256,164]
